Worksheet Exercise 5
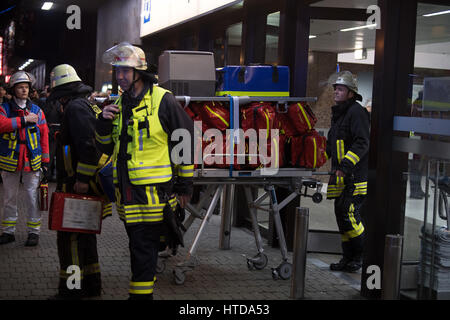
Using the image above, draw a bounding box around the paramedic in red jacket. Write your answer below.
[0,71,49,246]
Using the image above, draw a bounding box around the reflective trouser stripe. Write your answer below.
[129,281,155,295]
[346,203,365,238]
[84,263,101,275]
[102,203,113,219]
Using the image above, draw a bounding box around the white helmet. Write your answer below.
[102,42,147,70]
[330,71,358,93]
[9,71,36,88]
[50,64,82,89]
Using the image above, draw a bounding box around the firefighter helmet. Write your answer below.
[9,71,36,88]
[330,71,358,93]
[50,64,82,89]
[102,42,147,71]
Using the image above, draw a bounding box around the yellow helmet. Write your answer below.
[102,42,147,70]
[50,64,82,89]
[9,71,36,88]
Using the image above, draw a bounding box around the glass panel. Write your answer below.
[226,22,242,65]
[401,3,450,299]
[265,11,280,64]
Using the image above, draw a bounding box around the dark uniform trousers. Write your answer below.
[334,190,366,261]
[125,223,161,300]
[57,231,101,297]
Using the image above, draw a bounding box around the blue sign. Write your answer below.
[143,0,151,24]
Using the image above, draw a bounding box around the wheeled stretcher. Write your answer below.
[159,168,324,285]
[157,95,325,285]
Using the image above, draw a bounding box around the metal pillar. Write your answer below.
[290,207,309,299]
[381,234,404,300]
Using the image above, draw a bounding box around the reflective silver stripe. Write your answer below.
[128,165,171,171]
[130,175,172,182]
[139,130,143,151]
[150,186,156,204]
[41,153,50,158]
[179,168,194,173]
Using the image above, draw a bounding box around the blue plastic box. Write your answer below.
[216,65,290,97]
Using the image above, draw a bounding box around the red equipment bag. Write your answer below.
[274,112,298,137]
[287,102,317,135]
[291,130,327,169]
[241,102,276,139]
[190,101,230,132]
[48,192,104,234]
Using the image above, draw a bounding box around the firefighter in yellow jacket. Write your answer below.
[95,42,194,300]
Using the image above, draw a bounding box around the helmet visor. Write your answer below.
[102,42,147,70]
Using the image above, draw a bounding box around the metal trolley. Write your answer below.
[159,95,323,285]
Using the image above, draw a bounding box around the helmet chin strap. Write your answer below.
[126,69,140,97]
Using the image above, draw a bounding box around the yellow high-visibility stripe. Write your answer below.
[216,91,289,97]
[344,150,360,166]
[346,204,364,238]
[336,140,345,164]
[297,103,312,130]
[205,105,229,128]
[95,131,112,145]
[313,138,317,168]
[129,281,154,295]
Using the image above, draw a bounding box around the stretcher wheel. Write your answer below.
[271,262,292,280]
[156,259,166,274]
[173,269,186,285]
[312,193,323,203]
[278,262,292,280]
[247,253,268,270]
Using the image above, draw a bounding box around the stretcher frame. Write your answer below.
[164,96,323,285]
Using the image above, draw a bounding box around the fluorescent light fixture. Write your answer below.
[423,10,450,17]
[18,59,34,71]
[309,35,317,39]
[41,2,53,10]
[340,24,377,32]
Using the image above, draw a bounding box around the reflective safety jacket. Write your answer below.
[326,98,370,199]
[95,85,195,224]
[0,100,49,172]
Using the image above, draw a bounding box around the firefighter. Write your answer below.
[326,71,370,272]
[95,42,194,300]
[47,64,112,299]
[0,71,49,246]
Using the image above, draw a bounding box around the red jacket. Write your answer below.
[0,99,49,172]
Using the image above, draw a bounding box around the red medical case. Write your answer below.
[48,192,104,234]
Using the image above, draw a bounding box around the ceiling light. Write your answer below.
[423,10,450,17]
[41,2,53,10]
[340,24,377,32]
[309,35,317,39]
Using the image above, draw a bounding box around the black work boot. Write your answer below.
[330,257,351,271]
[0,233,15,245]
[25,233,39,247]
[344,260,362,273]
